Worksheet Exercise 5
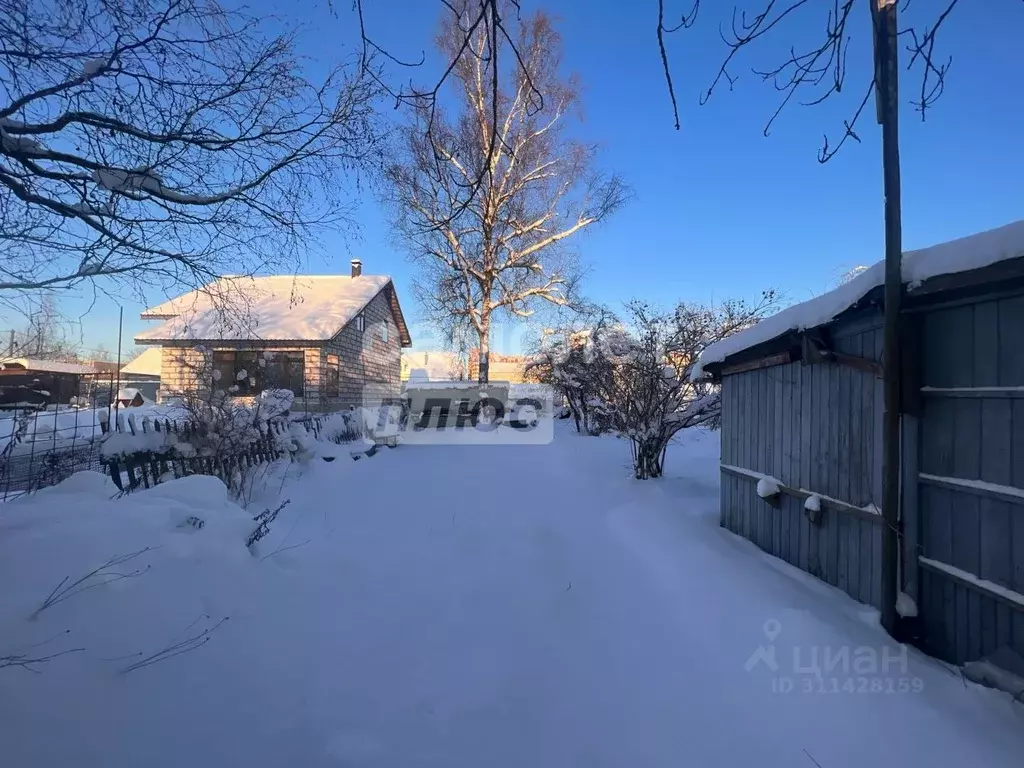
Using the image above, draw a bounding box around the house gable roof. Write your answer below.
[135,275,412,346]
[121,346,163,377]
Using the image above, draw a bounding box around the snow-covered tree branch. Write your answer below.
[385,1,627,382]
[604,295,779,478]
[0,0,383,310]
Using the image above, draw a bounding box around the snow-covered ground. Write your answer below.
[1,423,1022,767]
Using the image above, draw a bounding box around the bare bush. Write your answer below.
[599,295,779,479]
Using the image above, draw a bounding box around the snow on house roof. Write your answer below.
[135,274,401,343]
[0,358,97,374]
[121,346,163,377]
[696,219,1024,376]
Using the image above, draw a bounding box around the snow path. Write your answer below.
[277,430,1024,767]
[2,426,1023,766]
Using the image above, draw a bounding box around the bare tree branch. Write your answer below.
[657,0,975,159]
[0,0,384,310]
[657,0,700,130]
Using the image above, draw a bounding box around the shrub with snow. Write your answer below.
[274,423,317,463]
[597,297,777,479]
[319,411,363,444]
[257,389,294,419]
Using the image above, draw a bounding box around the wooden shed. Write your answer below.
[698,220,1024,669]
[0,358,98,407]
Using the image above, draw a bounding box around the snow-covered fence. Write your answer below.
[0,406,109,501]
[0,403,377,501]
[294,405,408,446]
[103,417,296,495]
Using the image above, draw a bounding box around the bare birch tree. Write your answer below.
[0,0,382,315]
[385,1,627,382]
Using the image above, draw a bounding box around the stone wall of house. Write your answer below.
[160,345,209,400]
[321,288,401,409]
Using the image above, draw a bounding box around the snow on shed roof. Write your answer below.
[0,358,97,374]
[136,274,401,343]
[121,346,163,377]
[696,219,1024,376]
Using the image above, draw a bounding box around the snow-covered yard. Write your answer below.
[0,403,190,455]
[1,423,1022,767]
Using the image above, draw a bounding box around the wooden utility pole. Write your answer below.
[872,0,903,637]
[114,306,123,419]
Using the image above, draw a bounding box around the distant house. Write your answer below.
[121,347,163,380]
[134,261,412,411]
[467,349,531,383]
[698,219,1024,669]
[401,351,464,382]
[120,347,163,402]
[0,358,97,407]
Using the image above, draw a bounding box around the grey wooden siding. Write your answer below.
[914,291,1024,664]
[720,314,885,607]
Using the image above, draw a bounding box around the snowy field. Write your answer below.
[1,423,1022,767]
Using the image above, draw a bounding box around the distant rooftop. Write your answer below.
[0,358,97,375]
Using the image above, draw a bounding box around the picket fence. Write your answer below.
[1,405,362,501]
[105,417,301,494]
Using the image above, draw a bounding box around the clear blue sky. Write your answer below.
[37,0,1024,356]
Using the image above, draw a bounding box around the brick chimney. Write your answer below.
[350,258,362,277]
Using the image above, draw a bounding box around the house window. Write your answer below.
[355,313,365,332]
[381,322,389,344]
[263,351,305,397]
[212,351,240,392]
[326,354,340,398]
[211,350,304,397]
